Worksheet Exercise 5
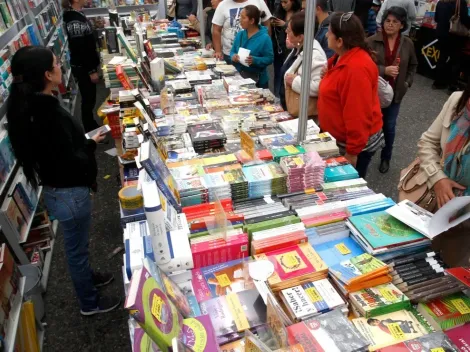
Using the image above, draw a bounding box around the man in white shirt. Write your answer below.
[212,0,272,61]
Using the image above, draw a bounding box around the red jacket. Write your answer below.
[318,47,383,156]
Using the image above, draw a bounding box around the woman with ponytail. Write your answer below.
[7,47,120,315]
[318,12,383,179]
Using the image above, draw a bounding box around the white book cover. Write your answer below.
[281,285,318,319]
[386,197,470,239]
[252,223,305,241]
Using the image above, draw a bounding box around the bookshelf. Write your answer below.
[82,3,158,16]
[40,220,57,291]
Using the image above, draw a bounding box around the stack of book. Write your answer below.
[243,162,288,198]
[188,122,227,154]
[280,152,325,193]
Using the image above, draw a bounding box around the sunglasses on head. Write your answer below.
[339,12,353,30]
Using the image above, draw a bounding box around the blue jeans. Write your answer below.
[43,186,98,310]
[356,150,376,179]
[381,101,401,161]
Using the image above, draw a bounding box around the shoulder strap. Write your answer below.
[455,0,460,17]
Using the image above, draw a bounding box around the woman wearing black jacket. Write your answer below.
[7,47,120,315]
[432,0,470,92]
[62,0,101,132]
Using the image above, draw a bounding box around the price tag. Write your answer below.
[335,243,351,255]
[451,299,470,314]
[163,278,176,299]
[387,323,405,340]
[378,288,397,302]
[284,145,299,154]
[431,348,445,352]
[282,253,300,268]
[216,274,232,287]
[223,173,235,182]
[151,294,164,322]
[305,287,322,302]
[293,157,304,166]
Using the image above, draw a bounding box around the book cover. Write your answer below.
[417,293,470,331]
[199,289,267,340]
[445,324,470,351]
[352,309,432,351]
[125,267,184,352]
[191,259,255,303]
[253,243,327,288]
[6,195,27,240]
[348,211,427,250]
[329,253,388,285]
[313,237,365,268]
[287,310,369,352]
[182,315,219,352]
[349,283,411,318]
[376,331,459,352]
[133,325,160,351]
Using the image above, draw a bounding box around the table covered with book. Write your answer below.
[99,25,470,352]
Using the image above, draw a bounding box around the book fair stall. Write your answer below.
[87,1,470,351]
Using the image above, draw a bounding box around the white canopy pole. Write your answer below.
[297,0,317,142]
[198,0,206,48]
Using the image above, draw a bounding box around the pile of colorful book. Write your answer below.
[102,28,470,352]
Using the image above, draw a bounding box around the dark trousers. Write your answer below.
[72,67,99,133]
[381,101,401,161]
[434,35,466,88]
[273,51,284,97]
[356,150,376,179]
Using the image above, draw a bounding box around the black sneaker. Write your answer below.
[93,272,114,288]
[80,296,121,316]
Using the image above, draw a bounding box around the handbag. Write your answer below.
[449,0,470,37]
[167,0,176,18]
[285,58,317,117]
[397,157,438,213]
[378,76,394,108]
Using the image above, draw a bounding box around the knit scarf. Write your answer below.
[443,101,470,196]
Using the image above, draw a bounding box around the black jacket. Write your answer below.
[435,0,470,38]
[63,9,100,74]
[30,94,98,188]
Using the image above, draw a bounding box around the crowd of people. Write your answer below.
[187,0,469,178]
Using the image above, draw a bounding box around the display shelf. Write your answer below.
[64,67,71,84]
[59,38,68,58]
[38,328,44,350]
[5,277,26,352]
[81,3,157,16]
[18,186,43,244]
[40,220,57,291]
[30,1,48,16]
[0,16,29,55]
[43,20,60,46]
[0,161,18,202]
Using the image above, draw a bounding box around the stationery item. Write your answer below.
[85,125,111,139]
[238,48,250,67]
[417,293,470,331]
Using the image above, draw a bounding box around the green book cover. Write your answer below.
[349,283,411,318]
[349,211,426,249]
[0,3,13,27]
[418,293,470,331]
[247,215,300,238]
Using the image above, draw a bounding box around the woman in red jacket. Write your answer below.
[318,12,383,178]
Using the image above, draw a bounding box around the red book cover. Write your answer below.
[287,322,324,352]
[446,267,470,289]
[446,324,470,351]
[115,65,134,90]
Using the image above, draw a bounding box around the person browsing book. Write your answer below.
[62,0,101,133]
[230,5,274,88]
[6,47,120,316]
[279,11,327,112]
[417,79,470,266]
[318,12,383,178]
[212,0,272,62]
[367,7,417,174]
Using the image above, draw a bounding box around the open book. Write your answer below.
[386,196,470,239]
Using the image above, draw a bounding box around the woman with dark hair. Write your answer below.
[432,0,470,92]
[418,80,470,266]
[62,0,100,133]
[6,46,120,315]
[367,7,417,174]
[318,12,383,178]
[230,5,274,88]
[279,11,327,111]
[271,0,301,96]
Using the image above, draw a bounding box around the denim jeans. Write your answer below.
[43,186,98,310]
[381,101,401,161]
[356,150,376,179]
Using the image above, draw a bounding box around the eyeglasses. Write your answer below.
[339,12,353,30]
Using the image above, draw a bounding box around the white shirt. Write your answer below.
[212,0,272,55]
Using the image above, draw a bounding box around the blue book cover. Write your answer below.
[313,237,365,268]
[324,165,359,182]
[329,253,387,284]
[348,198,396,216]
[348,211,426,249]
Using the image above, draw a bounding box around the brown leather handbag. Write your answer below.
[397,158,438,213]
[285,59,318,117]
